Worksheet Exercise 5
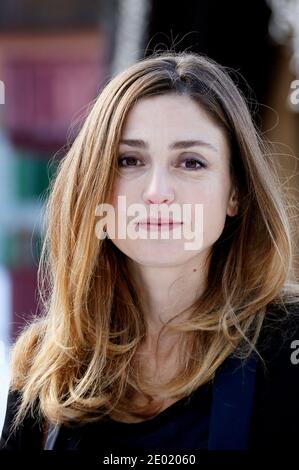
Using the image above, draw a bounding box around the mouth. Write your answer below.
[137,218,183,225]
[137,221,183,231]
[138,222,182,225]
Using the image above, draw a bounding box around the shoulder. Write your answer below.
[256,300,299,359]
[0,389,43,450]
[250,300,299,448]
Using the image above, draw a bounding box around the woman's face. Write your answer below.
[106,93,238,267]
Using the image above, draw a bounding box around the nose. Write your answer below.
[142,168,175,205]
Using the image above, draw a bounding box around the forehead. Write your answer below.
[120,93,229,152]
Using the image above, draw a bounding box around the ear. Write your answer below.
[226,187,239,217]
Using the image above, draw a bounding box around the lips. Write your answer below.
[139,222,181,226]
[137,218,183,225]
[137,220,183,233]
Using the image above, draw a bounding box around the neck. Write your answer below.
[127,250,210,339]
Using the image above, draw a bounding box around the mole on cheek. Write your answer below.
[193,268,197,272]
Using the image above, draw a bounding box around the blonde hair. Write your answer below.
[8,50,299,433]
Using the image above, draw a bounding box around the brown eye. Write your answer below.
[179,158,206,170]
[118,156,143,168]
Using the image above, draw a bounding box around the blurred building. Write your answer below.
[0,1,298,434]
[0,0,115,342]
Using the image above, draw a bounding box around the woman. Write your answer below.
[1,50,299,452]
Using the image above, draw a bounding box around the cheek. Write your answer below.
[202,201,227,239]
[108,181,141,239]
[188,183,230,244]
[112,179,138,206]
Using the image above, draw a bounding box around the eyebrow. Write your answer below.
[119,139,218,152]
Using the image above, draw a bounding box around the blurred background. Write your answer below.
[1,0,299,432]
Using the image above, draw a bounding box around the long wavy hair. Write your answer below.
[8,50,299,433]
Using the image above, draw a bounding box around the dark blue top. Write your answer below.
[54,382,213,452]
[0,350,257,451]
[48,352,257,451]
[3,303,299,451]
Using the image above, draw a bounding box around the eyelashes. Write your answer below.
[117,155,207,171]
